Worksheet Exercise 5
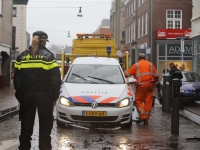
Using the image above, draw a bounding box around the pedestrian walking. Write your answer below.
[13,31,61,150]
[169,62,183,109]
[124,53,160,124]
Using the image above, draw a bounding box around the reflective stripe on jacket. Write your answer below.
[14,44,61,94]
[124,59,159,86]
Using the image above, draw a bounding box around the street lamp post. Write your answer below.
[176,36,188,70]
[180,38,185,66]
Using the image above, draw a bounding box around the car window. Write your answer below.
[183,72,200,82]
[181,73,187,82]
[66,64,125,84]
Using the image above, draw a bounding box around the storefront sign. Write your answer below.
[156,29,191,39]
[167,44,192,56]
[139,49,145,54]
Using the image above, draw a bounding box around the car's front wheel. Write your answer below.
[56,120,66,128]
[121,113,132,129]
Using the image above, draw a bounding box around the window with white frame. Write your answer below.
[166,10,182,29]
[133,20,136,40]
[129,24,131,43]
[138,0,140,7]
[13,7,17,17]
[141,14,144,36]
[131,2,133,14]
[129,4,131,16]
[131,23,133,42]
[145,11,148,35]
[134,0,136,11]
[0,0,2,16]
[126,27,128,44]
[138,17,140,38]
[126,7,128,18]
[132,1,134,12]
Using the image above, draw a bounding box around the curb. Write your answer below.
[180,110,200,125]
[0,106,19,122]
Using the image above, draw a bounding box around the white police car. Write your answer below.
[56,57,136,129]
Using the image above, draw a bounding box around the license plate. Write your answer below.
[82,111,107,117]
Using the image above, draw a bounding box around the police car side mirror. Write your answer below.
[127,77,136,84]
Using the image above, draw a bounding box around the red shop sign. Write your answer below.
[156,29,191,39]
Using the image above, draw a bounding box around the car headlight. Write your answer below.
[180,89,184,93]
[114,98,130,108]
[60,97,75,107]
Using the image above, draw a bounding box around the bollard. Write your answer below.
[162,74,172,112]
[171,78,181,135]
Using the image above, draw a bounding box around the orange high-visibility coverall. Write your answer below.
[124,59,159,122]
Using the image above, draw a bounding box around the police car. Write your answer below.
[56,57,136,130]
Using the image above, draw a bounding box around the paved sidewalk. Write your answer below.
[0,85,19,116]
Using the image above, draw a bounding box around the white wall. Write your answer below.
[191,0,200,38]
[13,5,27,54]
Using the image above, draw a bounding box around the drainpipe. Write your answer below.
[150,0,153,63]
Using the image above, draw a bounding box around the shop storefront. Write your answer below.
[156,29,192,77]
[192,36,200,75]
[156,40,192,76]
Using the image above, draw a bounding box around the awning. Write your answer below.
[0,45,11,56]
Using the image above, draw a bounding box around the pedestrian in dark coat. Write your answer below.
[169,62,183,109]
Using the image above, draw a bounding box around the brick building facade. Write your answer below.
[124,0,192,75]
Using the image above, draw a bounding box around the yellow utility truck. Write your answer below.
[61,33,129,79]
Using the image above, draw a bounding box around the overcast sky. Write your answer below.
[26,0,112,48]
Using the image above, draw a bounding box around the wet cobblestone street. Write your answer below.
[0,105,200,150]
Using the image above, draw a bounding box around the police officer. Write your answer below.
[14,31,61,150]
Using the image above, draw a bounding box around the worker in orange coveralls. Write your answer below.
[124,53,160,124]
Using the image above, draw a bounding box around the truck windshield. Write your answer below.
[66,64,125,84]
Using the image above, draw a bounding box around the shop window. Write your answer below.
[166,10,182,29]
[159,44,165,56]
[138,17,140,38]
[0,0,2,16]
[145,11,148,35]
[141,14,144,36]
[13,7,17,17]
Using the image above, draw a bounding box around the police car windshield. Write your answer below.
[66,64,125,84]
[72,73,97,84]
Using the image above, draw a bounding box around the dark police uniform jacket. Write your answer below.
[14,44,61,102]
[169,66,183,86]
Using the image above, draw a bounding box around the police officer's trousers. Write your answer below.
[18,90,54,150]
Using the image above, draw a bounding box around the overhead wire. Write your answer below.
[27,3,111,8]
[26,1,111,45]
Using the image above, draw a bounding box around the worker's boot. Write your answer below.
[135,118,146,123]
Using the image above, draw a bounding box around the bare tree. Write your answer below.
[47,44,65,54]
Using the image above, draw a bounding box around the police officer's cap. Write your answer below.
[33,31,49,42]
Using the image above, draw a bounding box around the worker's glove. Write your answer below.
[157,84,161,92]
